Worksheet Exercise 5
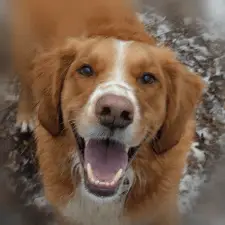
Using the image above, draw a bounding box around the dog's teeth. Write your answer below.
[87,164,123,187]
[112,169,123,183]
[87,163,95,181]
[95,180,100,185]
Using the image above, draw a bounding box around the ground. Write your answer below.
[0,1,224,224]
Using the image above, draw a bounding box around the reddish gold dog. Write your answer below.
[11,0,204,224]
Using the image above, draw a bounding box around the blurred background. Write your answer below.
[0,0,224,224]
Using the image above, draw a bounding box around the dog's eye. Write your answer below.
[77,64,94,77]
[139,72,157,84]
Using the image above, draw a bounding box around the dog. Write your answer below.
[10,0,204,224]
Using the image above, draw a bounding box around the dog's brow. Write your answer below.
[99,81,133,91]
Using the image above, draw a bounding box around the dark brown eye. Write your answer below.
[139,72,157,84]
[77,64,94,77]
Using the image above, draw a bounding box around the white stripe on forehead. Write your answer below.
[95,39,133,92]
[86,39,139,117]
[87,39,134,100]
[113,40,132,83]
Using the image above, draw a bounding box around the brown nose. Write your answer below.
[95,94,134,129]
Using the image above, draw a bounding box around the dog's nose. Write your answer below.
[95,94,134,129]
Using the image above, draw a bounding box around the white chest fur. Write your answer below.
[61,165,136,225]
[62,185,130,225]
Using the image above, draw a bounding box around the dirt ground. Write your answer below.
[0,0,225,224]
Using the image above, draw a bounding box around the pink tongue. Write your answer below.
[84,139,128,181]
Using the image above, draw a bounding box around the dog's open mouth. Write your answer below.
[72,127,138,197]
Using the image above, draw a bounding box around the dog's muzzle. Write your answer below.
[71,94,141,198]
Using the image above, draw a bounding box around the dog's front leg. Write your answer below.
[16,81,34,133]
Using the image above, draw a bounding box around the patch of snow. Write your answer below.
[210,102,225,125]
[156,24,171,36]
[191,143,206,163]
[193,45,210,56]
[179,172,206,213]
[178,45,190,52]
[214,57,225,76]
[4,94,19,102]
[218,134,225,153]
[34,196,49,208]
[197,128,213,142]
[194,55,207,62]
[202,32,218,42]
[179,142,207,213]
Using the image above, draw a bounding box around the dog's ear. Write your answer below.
[34,43,77,136]
[151,48,204,153]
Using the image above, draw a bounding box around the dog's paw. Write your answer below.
[15,119,34,133]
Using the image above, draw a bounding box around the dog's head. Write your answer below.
[35,37,204,200]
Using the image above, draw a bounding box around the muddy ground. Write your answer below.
[0,0,225,224]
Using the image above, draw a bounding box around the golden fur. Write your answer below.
[10,0,155,128]
[10,0,204,224]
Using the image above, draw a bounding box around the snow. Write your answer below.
[179,172,206,213]
[191,143,206,163]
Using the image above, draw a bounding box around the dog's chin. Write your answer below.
[71,125,139,199]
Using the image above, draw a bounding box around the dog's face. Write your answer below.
[36,37,203,200]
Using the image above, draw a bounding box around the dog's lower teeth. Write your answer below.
[87,163,124,187]
[91,179,116,187]
[113,169,123,183]
[87,163,95,181]
[95,180,100,185]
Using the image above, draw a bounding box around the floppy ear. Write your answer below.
[34,43,77,136]
[151,49,204,153]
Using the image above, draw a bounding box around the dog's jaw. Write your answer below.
[71,150,135,202]
[62,173,134,225]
